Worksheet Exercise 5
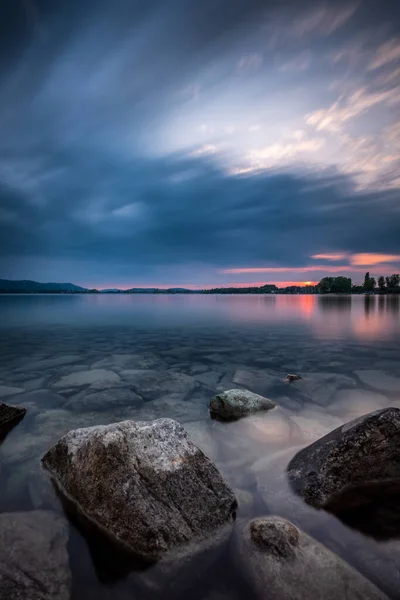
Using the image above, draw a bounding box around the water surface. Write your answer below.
[1,294,400,599]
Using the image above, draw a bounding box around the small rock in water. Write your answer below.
[286,373,302,382]
[287,408,400,515]
[234,516,388,600]
[42,418,237,561]
[0,400,26,440]
[209,389,275,421]
[0,510,71,600]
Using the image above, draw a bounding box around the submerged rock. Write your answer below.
[42,418,237,561]
[209,389,275,421]
[52,369,120,388]
[234,516,388,600]
[0,510,71,600]
[287,408,400,512]
[0,385,24,398]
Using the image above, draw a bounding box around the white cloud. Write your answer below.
[306,86,400,133]
[368,38,400,70]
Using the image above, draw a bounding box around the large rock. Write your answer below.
[287,408,400,512]
[209,389,275,421]
[42,418,237,561]
[0,510,71,600]
[234,516,388,600]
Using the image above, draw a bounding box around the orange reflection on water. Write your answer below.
[219,293,399,341]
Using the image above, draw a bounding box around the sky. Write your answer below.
[0,0,399,289]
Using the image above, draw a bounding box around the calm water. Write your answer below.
[1,294,400,599]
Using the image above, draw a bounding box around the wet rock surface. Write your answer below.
[234,516,388,600]
[288,408,400,513]
[42,418,237,560]
[0,401,26,440]
[0,510,71,600]
[209,389,275,421]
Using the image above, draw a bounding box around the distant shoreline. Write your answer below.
[0,291,398,296]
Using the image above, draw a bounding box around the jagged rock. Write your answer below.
[286,374,302,382]
[0,401,26,440]
[0,510,71,600]
[42,418,237,561]
[209,389,275,421]
[287,408,400,512]
[234,516,388,600]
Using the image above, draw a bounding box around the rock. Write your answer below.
[286,374,302,382]
[143,395,208,423]
[209,389,275,421]
[287,408,400,513]
[289,372,358,406]
[42,418,237,561]
[65,388,143,412]
[18,355,81,371]
[0,401,26,440]
[0,385,24,398]
[234,516,388,600]
[8,390,66,410]
[0,510,71,600]
[232,369,282,394]
[52,369,120,388]
[119,369,197,401]
[193,370,223,388]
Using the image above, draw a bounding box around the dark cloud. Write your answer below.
[0,0,399,285]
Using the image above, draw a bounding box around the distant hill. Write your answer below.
[100,288,121,293]
[0,279,88,292]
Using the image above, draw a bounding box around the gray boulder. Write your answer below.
[288,408,400,511]
[234,516,388,600]
[209,389,275,421]
[0,510,71,600]
[42,418,237,561]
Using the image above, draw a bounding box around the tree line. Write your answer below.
[317,273,400,294]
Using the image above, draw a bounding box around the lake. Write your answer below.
[1,293,400,599]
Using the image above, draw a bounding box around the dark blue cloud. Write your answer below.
[0,0,399,285]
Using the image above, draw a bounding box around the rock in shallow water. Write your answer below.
[234,516,388,600]
[209,389,275,421]
[0,510,71,600]
[42,418,237,561]
[0,400,26,440]
[288,407,400,513]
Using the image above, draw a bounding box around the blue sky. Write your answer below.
[0,0,399,288]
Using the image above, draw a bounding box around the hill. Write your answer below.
[0,279,88,292]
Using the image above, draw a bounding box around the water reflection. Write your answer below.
[0,294,399,341]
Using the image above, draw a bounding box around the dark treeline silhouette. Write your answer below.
[1,273,399,294]
[351,272,400,294]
